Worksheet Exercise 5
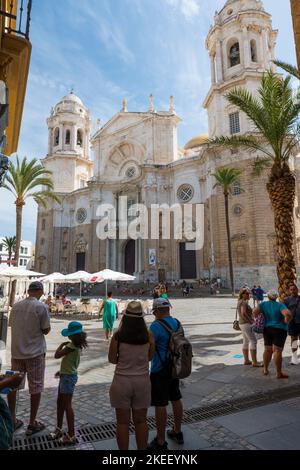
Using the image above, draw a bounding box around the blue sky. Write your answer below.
[0,0,296,244]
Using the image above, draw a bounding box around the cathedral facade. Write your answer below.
[35,0,300,289]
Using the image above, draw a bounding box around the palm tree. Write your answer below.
[208,71,300,298]
[2,156,60,305]
[2,236,16,266]
[213,168,242,295]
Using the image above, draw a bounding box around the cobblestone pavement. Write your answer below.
[2,297,300,450]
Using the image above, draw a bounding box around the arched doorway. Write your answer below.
[125,240,135,275]
[180,242,197,279]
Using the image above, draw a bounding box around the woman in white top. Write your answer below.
[108,301,155,450]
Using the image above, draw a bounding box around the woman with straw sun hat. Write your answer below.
[108,301,155,450]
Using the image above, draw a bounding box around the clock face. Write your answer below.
[76,208,87,224]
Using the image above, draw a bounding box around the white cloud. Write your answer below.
[165,0,200,20]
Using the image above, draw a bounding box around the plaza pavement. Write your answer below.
[2,297,300,450]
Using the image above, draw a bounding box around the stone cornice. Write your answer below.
[203,70,269,108]
[42,154,94,167]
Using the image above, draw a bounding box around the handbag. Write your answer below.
[233,305,241,331]
[252,313,265,334]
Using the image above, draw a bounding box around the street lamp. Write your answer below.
[0,153,9,187]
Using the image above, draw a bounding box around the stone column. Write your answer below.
[106,239,110,269]
[85,131,89,159]
[210,54,216,84]
[59,124,63,150]
[72,126,77,152]
[48,128,52,155]
[262,29,271,66]
[62,124,65,151]
[242,26,250,68]
[216,40,223,83]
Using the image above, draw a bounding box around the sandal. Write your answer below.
[252,363,263,368]
[14,419,24,432]
[59,433,77,446]
[49,427,63,440]
[277,373,289,379]
[25,421,46,436]
[263,370,269,376]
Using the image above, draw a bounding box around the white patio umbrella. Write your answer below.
[40,272,66,283]
[89,269,135,296]
[64,271,92,298]
[0,267,45,278]
[0,267,45,304]
[40,273,67,296]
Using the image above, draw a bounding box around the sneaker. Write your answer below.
[167,429,184,445]
[147,437,168,451]
[290,352,299,365]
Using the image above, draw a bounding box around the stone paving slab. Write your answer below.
[214,402,300,437]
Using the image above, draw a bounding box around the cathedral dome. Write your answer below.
[59,91,84,107]
[184,134,209,150]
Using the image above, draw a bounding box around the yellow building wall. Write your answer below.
[0,0,32,155]
[291,0,300,69]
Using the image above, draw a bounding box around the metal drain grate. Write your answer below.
[12,384,300,450]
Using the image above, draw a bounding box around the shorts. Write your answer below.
[110,374,151,409]
[264,327,287,349]
[11,354,46,395]
[150,369,182,407]
[59,374,78,395]
[288,323,300,338]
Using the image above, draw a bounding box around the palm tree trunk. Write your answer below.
[224,193,235,295]
[267,170,297,299]
[9,203,23,306]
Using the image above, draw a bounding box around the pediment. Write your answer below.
[94,112,150,139]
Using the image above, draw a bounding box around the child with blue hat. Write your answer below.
[50,321,88,445]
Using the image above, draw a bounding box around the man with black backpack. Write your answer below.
[148,298,192,451]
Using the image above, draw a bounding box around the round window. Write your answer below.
[126,167,136,179]
[177,184,194,203]
[233,205,243,216]
[76,208,87,224]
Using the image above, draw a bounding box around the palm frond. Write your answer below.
[252,157,273,177]
[213,168,242,194]
[274,60,300,79]
[3,157,58,206]
[28,191,61,208]
[207,135,274,160]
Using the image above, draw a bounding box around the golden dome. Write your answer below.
[184,134,209,150]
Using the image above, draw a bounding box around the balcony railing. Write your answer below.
[0,0,32,40]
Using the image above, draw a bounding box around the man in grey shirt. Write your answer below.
[8,281,51,436]
[284,284,300,365]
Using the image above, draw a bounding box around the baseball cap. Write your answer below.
[28,281,44,292]
[152,297,171,311]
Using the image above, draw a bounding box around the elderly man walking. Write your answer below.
[8,281,51,435]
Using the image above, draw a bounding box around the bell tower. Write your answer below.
[43,92,93,193]
[204,0,278,138]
